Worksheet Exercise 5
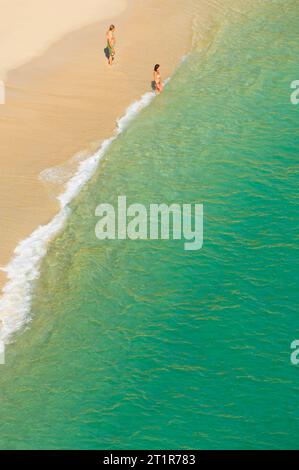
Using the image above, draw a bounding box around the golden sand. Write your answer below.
[0,0,226,287]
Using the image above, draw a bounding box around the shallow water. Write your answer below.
[0,0,298,449]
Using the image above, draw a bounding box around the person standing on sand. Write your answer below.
[106,25,116,65]
[153,64,163,94]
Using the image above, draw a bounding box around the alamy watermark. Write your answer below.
[290,80,299,105]
[95,196,203,251]
[290,340,299,366]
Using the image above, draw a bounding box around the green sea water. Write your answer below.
[0,0,299,449]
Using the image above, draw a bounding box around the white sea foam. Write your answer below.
[0,89,155,347]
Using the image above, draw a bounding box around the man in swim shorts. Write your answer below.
[106,25,116,65]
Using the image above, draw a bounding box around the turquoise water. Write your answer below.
[0,0,299,449]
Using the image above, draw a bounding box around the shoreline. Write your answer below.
[0,0,202,288]
[0,0,234,342]
[0,88,157,347]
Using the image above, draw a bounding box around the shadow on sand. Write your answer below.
[104,47,110,60]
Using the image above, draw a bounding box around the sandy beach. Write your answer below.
[0,0,297,451]
[0,0,222,288]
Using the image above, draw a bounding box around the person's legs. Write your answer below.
[156,83,163,94]
[108,48,115,65]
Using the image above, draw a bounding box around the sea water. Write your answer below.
[0,0,298,449]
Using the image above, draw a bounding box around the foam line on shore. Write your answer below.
[0,89,156,347]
